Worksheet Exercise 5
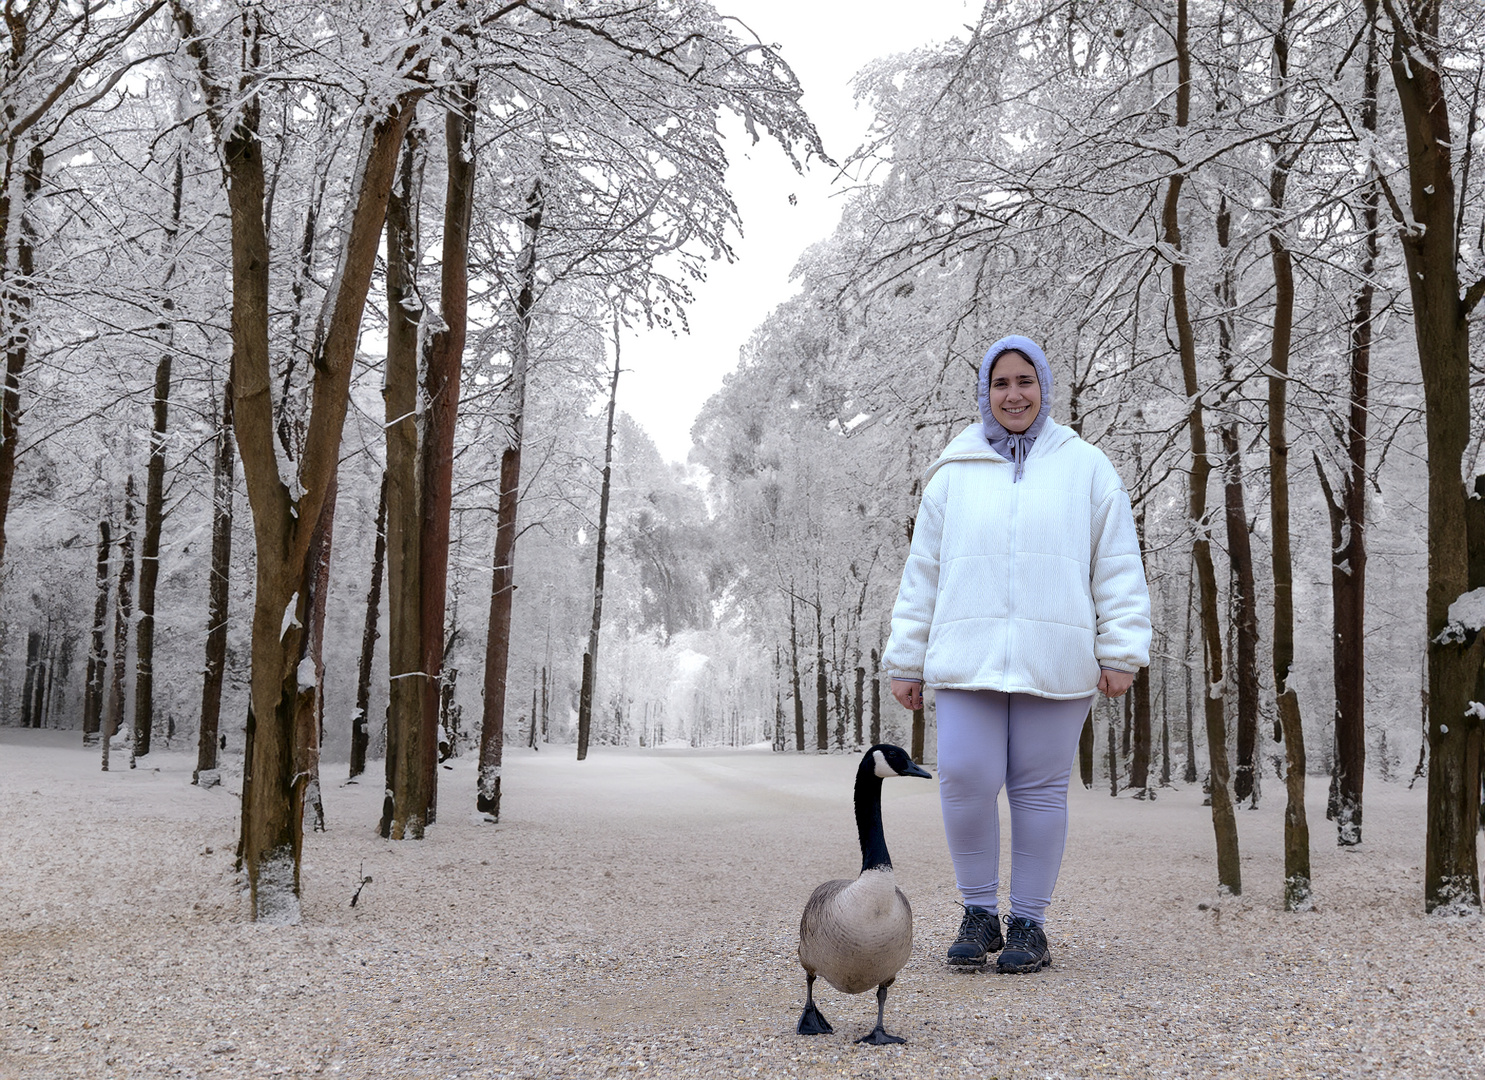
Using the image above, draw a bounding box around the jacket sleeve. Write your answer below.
[882,476,946,682]
[1089,476,1151,672]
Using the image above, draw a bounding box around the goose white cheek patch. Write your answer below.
[873,750,893,778]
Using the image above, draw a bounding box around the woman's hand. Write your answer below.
[1098,669,1135,698]
[890,678,924,712]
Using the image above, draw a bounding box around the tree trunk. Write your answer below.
[175,0,424,915]
[132,351,172,758]
[814,600,827,752]
[1385,0,1484,913]
[1163,0,1240,893]
[1183,555,1199,784]
[83,520,111,745]
[21,630,40,729]
[195,374,234,783]
[0,144,42,578]
[790,593,805,751]
[578,324,622,761]
[103,476,137,773]
[416,81,476,804]
[869,647,881,745]
[1130,490,1152,793]
[853,665,865,747]
[294,473,335,835]
[477,178,543,819]
[1221,417,1259,804]
[1264,0,1313,907]
[1316,4,1379,855]
[350,471,387,780]
[381,129,430,839]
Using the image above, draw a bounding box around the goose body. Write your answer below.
[797,744,931,1045]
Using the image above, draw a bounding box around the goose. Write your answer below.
[797,743,932,1045]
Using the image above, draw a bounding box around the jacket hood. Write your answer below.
[924,419,1078,484]
[978,335,1053,443]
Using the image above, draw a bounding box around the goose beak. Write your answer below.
[902,761,932,780]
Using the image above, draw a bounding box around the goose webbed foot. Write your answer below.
[855,981,905,1046]
[857,1025,906,1046]
[797,973,833,1035]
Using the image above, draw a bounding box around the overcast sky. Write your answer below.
[614,1,978,463]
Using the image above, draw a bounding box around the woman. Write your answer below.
[882,334,1150,974]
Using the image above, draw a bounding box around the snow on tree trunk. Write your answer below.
[196,376,234,785]
[103,477,136,773]
[1385,0,1484,914]
[133,350,171,758]
[350,472,387,781]
[477,178,543,820]
[381,129,430,840]
[578,325,621,762]
[83,521,112,745]
[1163,0,1240,895]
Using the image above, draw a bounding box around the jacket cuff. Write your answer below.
[1098,664,1135,674]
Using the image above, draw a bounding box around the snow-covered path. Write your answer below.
[2,728,1481,1078]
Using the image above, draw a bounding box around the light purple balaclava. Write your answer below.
[977,334,1053,483]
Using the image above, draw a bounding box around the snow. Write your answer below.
[281,592,302,640]
[297,655,317,692]
[1434,587,1485,644]
[3,729,1483,1077]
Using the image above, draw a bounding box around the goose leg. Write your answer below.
[857,978,906,1046]
[797,972,833,1035]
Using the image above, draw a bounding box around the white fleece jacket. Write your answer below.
[883,420,1151,699]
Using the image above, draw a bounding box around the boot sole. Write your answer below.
[996,957,1051,974]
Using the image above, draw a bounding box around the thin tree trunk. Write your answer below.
[83,520,111,744]
[1384,0,1484,913]
[578,324,622,761]
[1130,483,1152,793]
[350,471,388,780]
[1318,3,1378,853]
[869,647,881,745]
[0,144,42,578]
[814,599,827,752]
[477,178,543,819]
[853,665,865,747]
[790,593,805,751]
[103,477,137,773]
[417,80,476,808]
[1183,555,1198,784]
[1266,0,1313,907]
[1212,192,1259,805]
[295,473,335,835]
[21,630,39,729]
[1164,0,1239,893]
[195,373,234,783]
[133,351,172,758]
[381,129,430,839]
[1108,699,1119,797]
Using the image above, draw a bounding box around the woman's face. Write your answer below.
[989,351,1041,434]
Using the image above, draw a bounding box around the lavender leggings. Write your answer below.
[936,688,1094,923]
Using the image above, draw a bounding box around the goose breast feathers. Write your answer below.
[798,867,914,995]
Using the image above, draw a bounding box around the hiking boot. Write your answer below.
[946,905,1002,969]
[996,915,1051,973]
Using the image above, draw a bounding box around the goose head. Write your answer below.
[854,744,932,873]
[864,743,932,781]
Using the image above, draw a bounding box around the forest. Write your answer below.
[2,0,1483,929]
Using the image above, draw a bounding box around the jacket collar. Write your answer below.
[923,420,1077,485]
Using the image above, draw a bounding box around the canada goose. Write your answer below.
[797,743,932,1045]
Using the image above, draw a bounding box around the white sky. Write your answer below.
[615,1,978,463]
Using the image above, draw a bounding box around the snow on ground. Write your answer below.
[2,727,1482,1079]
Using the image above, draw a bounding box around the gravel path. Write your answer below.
[2,729,1482,1078]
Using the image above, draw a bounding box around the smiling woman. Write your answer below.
[882,332,1151,976]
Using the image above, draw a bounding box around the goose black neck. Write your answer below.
[854,758,891,872]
